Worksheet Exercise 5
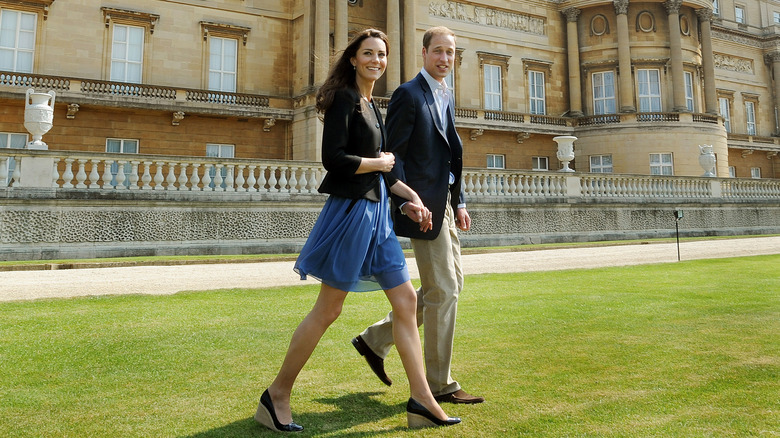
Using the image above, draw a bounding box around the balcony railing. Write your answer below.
[0,70,277,115]
[2,150,779,202]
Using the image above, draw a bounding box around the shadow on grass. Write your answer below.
[183,392,406,437]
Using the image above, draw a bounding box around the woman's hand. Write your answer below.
[402,198,433,232]
[356,152,395,174]
[377,152,395,173]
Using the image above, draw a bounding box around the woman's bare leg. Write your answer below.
[266,283,348,424]
[384,280,449,420]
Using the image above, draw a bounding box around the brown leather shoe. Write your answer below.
[434,389,485,404]
[351,336,392,386]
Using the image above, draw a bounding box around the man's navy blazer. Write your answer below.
[386,73,465,240]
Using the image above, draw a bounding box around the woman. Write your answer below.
[254,29,461,432]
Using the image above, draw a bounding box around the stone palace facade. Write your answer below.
[1,0,780,180]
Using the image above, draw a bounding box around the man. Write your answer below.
[352,26,484,404]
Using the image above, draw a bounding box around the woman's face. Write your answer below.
[351,37,387,85]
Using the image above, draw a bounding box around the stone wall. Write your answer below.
[1,188,778,261]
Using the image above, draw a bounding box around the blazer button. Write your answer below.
[375,123,380,128]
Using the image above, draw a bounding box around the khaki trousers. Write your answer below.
[360,198,463,396]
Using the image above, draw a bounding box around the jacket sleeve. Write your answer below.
[385,86,416,205]
[321,90,362,176]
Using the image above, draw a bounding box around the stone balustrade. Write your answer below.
[2,149,779,202]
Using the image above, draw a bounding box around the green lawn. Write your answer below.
[1,255,778,437]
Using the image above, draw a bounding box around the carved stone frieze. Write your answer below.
[711,28,762,48]
[428,1,545,36]
[713,53,753,74]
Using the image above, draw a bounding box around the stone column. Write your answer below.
[334,0,348,52]
[403,0,417,82]
[697,8,718,115]
[614,0,636,112]
[563,8,583,117]
[665,0,688,112]
[386,0,401,93]
[314,0,329,86]
[766,52,780,132]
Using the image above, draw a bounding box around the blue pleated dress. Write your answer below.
[294,177,409,292]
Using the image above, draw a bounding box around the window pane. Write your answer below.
[0,49,12,70]
[110,61,126,81]
[114,25,127,41]
[124,140,138,154]
[16,52,32,72]
[127,63,142,83]
[106,139,121,153]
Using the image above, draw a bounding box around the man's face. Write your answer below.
[422,33,456,82]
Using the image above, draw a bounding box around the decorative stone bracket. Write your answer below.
[516,131,531,143]
[742,149,753,158]
[263,118,276,132]
[66,103,79,119]
[172,111,185,126]
[470,129,483,141]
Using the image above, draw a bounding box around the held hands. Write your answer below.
[403,199,433,232]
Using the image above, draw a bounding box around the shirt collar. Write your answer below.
[420,68,447,94]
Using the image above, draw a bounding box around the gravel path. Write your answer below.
[1,236,778,302]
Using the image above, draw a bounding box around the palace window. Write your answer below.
[649,153,673,175]
[713,0,719,16]
[719,97,731,133]
[102,8,158,83]
[206,143,235,188]
[201,22,250,93]
[637,69,662,112]
[774,12,780,24]
[590,155,613,173]
[0,132,27,185]
[592,71,616,115]
[110,24,144,83]
[751,167,761,178]
[528,70,546,115]
[487,154,505,169]
[745,101,756,135]
[106,138,139,187]
[209,36,237,92]
[532,156,548,171]
[0,8,36,73]
[483,64,502,111]
[684,71,695,112]
[728,166,736,178]
[735,6,745,24]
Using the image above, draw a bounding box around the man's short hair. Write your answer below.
[423,26,456,49]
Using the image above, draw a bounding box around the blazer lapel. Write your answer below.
[417,75,449,143]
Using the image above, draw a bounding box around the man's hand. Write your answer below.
[456,208,471,231]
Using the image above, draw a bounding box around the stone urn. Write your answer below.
[698,144,716,177]
[24,88,56,150]
[553,135,577,172]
